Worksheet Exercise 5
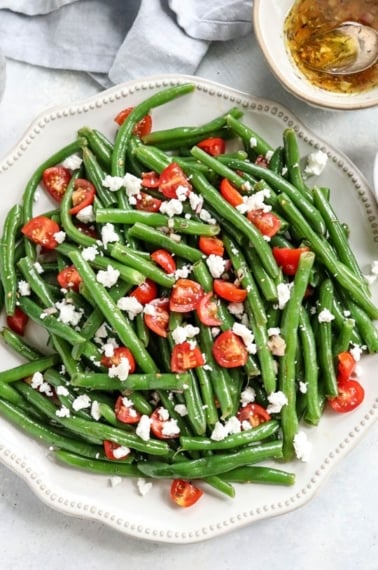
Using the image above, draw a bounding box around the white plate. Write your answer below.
[0,75,377,544]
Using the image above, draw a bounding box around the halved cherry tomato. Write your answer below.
[212,330,248,368]
[337,351,356,382]
[247,209,281,237]
[141,171,160,189]
[114,395,141,424]
[6,307,28,336]
[150,249,176,274]
[196,292,222,326]
[114,106,152,137]
[170,479,203,508]
[57,265,82,292]
[159,162,192,199]
[74,222,99,240]
[130,279,158,304]
[135,191,162,212]
[272,246,310,276]
[101,346,136,374]
[42,166,71,202]
[328,379,364,413]
[150,407,180,439]
[169,278,204,312]
[171,341,205,373]
[213,279,247,303]
[21,216,61,249]
[103,440,130,460]
[219,178,243,207]
[198,236,224,257]
[144,297,170,338]
[254,154,269,168]
[197,137,226,156]
[237,403,271,427]
[69,179,95,215]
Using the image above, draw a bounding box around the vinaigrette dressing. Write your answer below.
[284,0,378,94]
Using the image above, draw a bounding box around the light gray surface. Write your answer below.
[0,33,377,569]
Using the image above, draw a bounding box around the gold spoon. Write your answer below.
[298,21,378,75]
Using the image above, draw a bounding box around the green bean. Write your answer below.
[190,145,252,192]
[0,204,23,314]
[137,440,283,479]
[82,146,117,207]
[226,115,273,156]
[332,317,356,356]
[0,354,60,383]
[283,128,310,196]
[111,83,195,177]
[180,419,279,451]
[193,366,219,428]
[78,126,113,170]
[220,465,295,486]
[68,249,158,373]
[0,383,24,405]
[17,256,57,307]
[279,251,315,461]
[298,306,321,425]
[317,279,338,397]
[0,327,45,361]
[59,172,98,248]
[269,146,285,176]
[344,300,378,353]
[70,371,192,391]
[54,449,141,476]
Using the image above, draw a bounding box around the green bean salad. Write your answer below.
[0,83,377,508]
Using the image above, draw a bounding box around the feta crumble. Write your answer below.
[136,414,152,441]
[76,205,95,224]
[91,400,101,421]
[101,222,119,248]
[53,231,66,244]
[108,357,130,382]
[240,386,256,406]
[236,188,271,214]
[72,394,91,411]
[81,244,98,261]
[276,282,292,309]
[117,296,143,319]
[61,154,83,170]
[96,265,120,288]
[55,299,83,326]
[103,175,124,191]
[56,405,70,418]
[267,391,288,414]
[293,431,312,462]
[206,254,226,278]
[232,322,256,354]
[174,404,188,417]
[159,198,183,217]
[112,445,131,459]
[171,324,200,345]
[137,478,153,496]
[304,150,328,177]
[18,280,31,296]
[318,308,335,323]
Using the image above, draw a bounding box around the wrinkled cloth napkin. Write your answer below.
[0,0,253,86]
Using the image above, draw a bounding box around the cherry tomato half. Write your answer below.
[212,330,248,368]
[141,171,160,189]
[159,162,192,199]
[144,297,170,338]
[6,307,28,336]
[328,379,364,413]
[150,407,180,440]
[42,166,71,202]
[237,403,271,428]
[219,178,243,207]
[171,341,205,373]
[103,440,130,461]
[272,247,310,276]
[247,209,281,237]
[170,479,203,508]
[21,216,61,250]
[130,279,158,304]
[101,346,136,374]
[213,279,247,303]
[196,292,222,326]
[69,179,96,215]
[198,236,224,257]
[114,106,152,137]
[135,191,162,213]
[57,265,82,292]
[197,137,226,156]
[150,249,176,274]
[114,395,141,424]
[337,351,356,382]
[169,278,204,313]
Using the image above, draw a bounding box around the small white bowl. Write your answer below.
[253,0,378,110]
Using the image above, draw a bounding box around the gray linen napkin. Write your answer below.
[0,0,253,85]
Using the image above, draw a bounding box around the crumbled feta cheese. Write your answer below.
[53,231,66,244]
[174,264,192,279]
[81,244,98,261]
[33,261,44,274]
[30,371,53,397]
[276,282,292,309]
[225,416,242,434]
[299,381,308,394]
[161,418,180,437]
[112,445,131,459]
[267,391,288,414]
[96,265,120,288]
[76,205,95,224]
[56,385,69,397]
[210,421,229,441]
[94,323,108,339]
[56,405,70,418]
[136,415,152,441]
[18,280,31,296]
[232,322,256,354]
[158,407,170,421]
[101,222,119,249]
[206,255,226,278]
[103,175,124,191]
[267,334,286,356]
[249,136,257,148]
[55,299,83,326]
[281,166,288,176]
[304,150,328,176]
[159,198,183,217]
[176,185,189,201]
[61,154,83,170]
[91,400,101,421]
[123,173,142,201]
[72,394,91,411]
[174,404,188,417]
[350,345,363,362]
[228,302,245,318]
[117,296,143,319]
[240,386,256,406]
[318,308,335,323]
[108,357,130,382]
[171,324,200,344]
[188,191,203,213]
[211,327,221,338]
[236,188,271,214]
[137,478,153,496]
[293,431,312,462]
[109,476,122,488]
[199,208,216,224]
[265,150,274,163]
[268,327,281,336]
